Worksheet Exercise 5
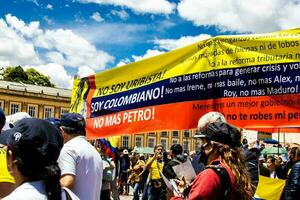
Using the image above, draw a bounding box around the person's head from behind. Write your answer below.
[59,112,85,143]
[6,118,64,200]
[170,144,183,158]
[0,108,5,131]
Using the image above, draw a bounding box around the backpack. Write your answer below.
[183,164,232,199]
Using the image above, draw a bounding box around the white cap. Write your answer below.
[123,149,129,154]
[8,112,31,128]
[197,111,226,131]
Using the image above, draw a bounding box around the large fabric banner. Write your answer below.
[71,28,300,139]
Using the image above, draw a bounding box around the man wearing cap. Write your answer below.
[58,112,103,200]
[2,118,79,200]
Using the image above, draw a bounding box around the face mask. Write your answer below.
[198,142,210,165]
[199,149,209,165]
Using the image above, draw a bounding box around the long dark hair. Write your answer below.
[212,142,255,200]
[11,150,62,200]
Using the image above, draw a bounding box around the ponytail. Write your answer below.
[41,163,62,200]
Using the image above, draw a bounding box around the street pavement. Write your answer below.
[120,194,133,200]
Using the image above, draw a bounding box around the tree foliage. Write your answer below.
[2,66,55,87]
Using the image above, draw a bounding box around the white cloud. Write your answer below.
[77,66,95,78]
[154,34,211,51]
[90,12,104,22]
[0,14,114,88]
[177,0,300,33]
[132,49,165,62]
[46,4,53,10]
[77,0,176,14]
[0,18,40,66]
[24,63,73,89]
[26,0,39,6]
[116,58,131,67]
[110,10,129,20]
[43,16,54,25]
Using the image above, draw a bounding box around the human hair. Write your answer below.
[170,144,183,155]
[154,144,163,151]
[11,149,62,200]
[61,125,85,136]
[267,156,275,164]
[212,141,254,200]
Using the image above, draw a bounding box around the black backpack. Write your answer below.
[183,164,232,199]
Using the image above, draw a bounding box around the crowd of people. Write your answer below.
[0,110,300,200]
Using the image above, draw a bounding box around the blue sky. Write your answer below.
[0,0,299,88]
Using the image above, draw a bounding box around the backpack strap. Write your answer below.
[63,188,72,200]
[206,164,231,198]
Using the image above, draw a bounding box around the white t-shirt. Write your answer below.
[58,136,103,200]
[2,181,79,200]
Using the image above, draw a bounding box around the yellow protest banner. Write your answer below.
[70,28,300,139]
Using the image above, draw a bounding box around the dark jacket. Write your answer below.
[285,161,300,200]
[163,154,187,179]
[244,148,259,186]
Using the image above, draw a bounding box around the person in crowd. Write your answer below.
[0,130,15,198]
[128,153,145,200]
[283,146,298,179]
[2,118,79,200]
[163,144,187,180]
[197,111,258,187]
[58,112,103,200]
[0,108,15,198]
[267,156,278,178]
[242,138,249,149]
[163,144,187,200]
[258,156,270,177]
[172,120,254,200]
[101,149,115,200]
[284,146,300,200]
[145,144,167,200]
[119,149,130,195]
[253,140,261,149]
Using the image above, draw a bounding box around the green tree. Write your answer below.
[3,66,28,83]
[26,68,55,87]
[2,66,55,87]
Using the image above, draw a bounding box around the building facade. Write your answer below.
[0,80,71,119]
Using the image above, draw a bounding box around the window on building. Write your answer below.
[172,140,178,145]
[161,131,168,137]
[184,130,190,138]
[172,131,179,137]
[28,105,38,117]
[60,108,69,118]
[10,102,21,114]
[135,136,142,147]
[44,106,54,119]
[0,100,4,109]
[148,132,155,136]
[122,136,129,149]
[148,138,155,148]
[161,139,167,149]
[183,141,189,153]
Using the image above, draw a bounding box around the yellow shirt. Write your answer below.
[0,148,15,183]
[147,157,164,180]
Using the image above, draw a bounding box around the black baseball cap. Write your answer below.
[6,118,64,167]
[195,122,242,148]
[59,112,85,131]
[0,129,11,145]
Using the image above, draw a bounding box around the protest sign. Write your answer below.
[70,28,300,139]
